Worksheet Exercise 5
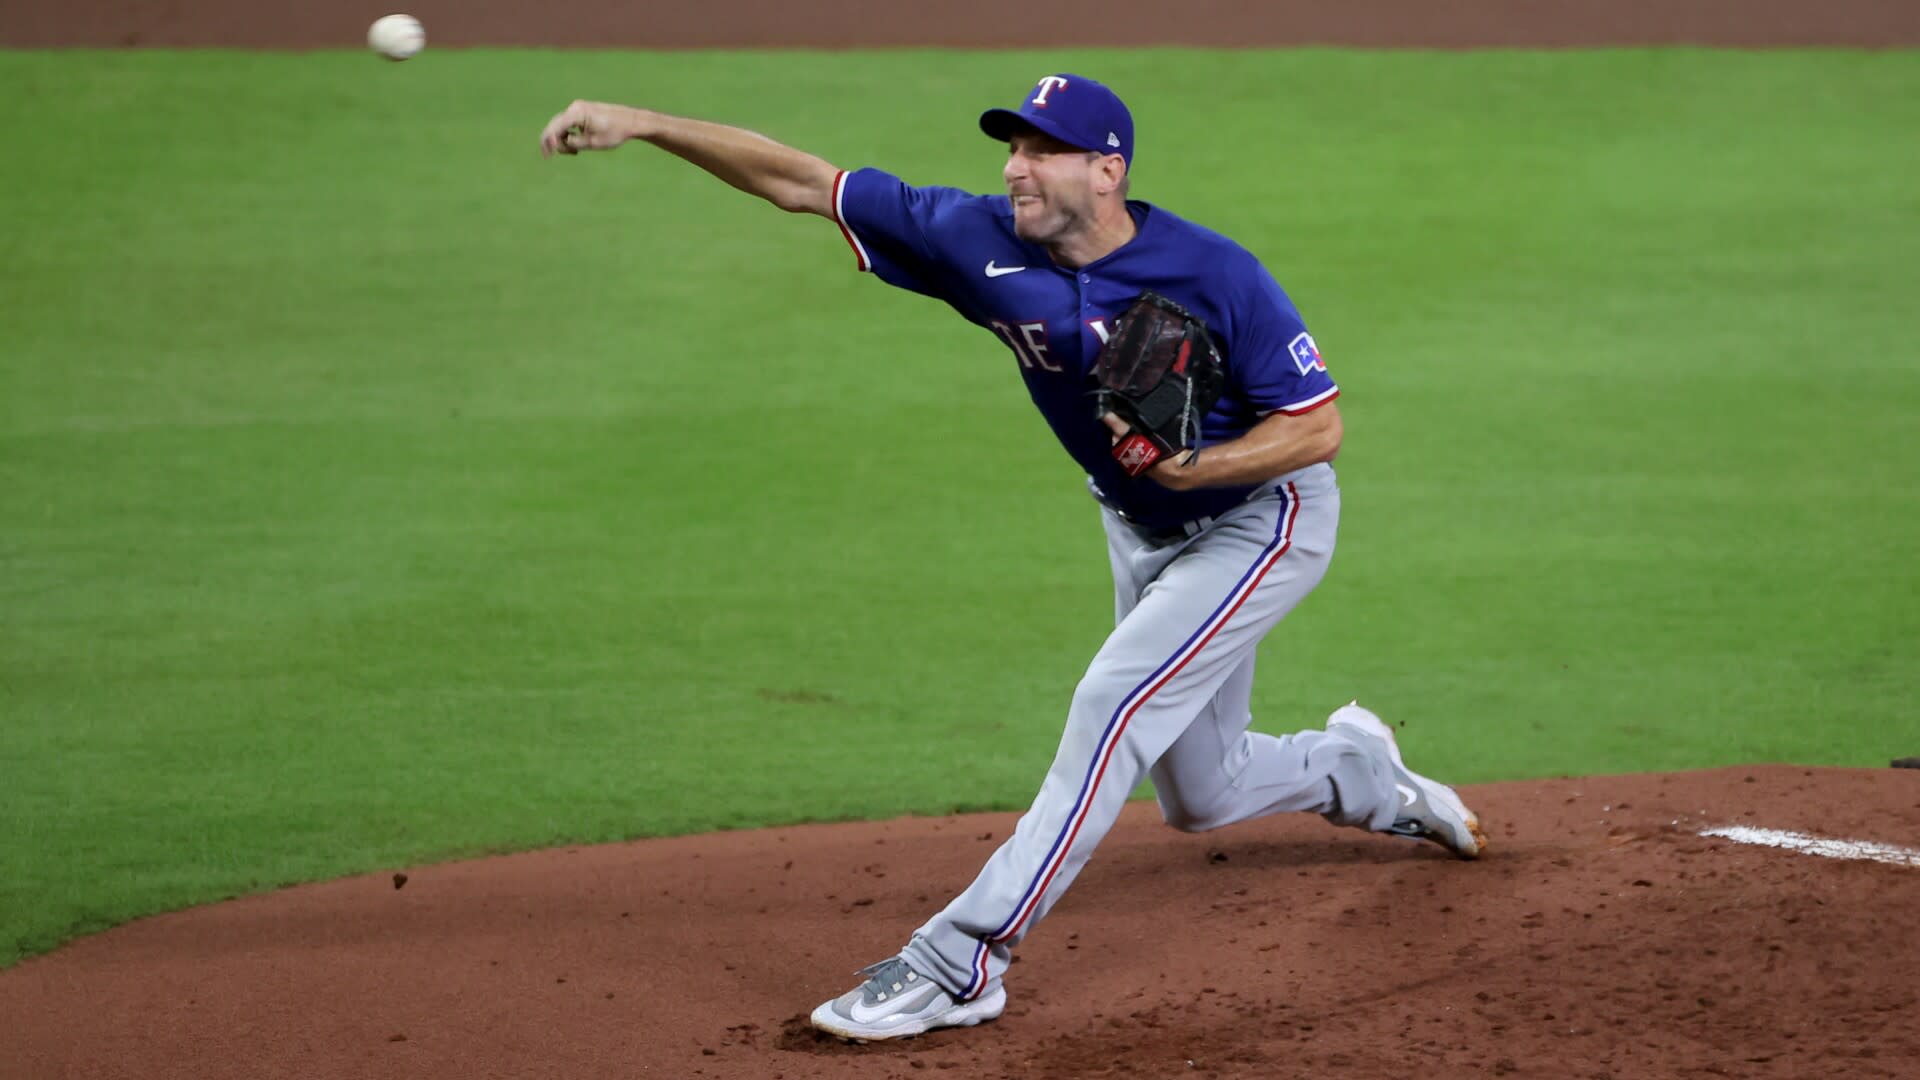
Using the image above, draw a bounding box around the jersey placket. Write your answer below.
[1075,269,1102,369]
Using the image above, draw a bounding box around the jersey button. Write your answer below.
[1080,275,1091,283]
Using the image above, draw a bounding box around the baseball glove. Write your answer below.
[1091,291,1226,477]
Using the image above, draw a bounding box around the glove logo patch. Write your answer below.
[1114,434,1162,476]
[1288,332,1326,375]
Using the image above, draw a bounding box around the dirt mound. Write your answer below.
[7,0,1919,47]
[6,766,1918,1079]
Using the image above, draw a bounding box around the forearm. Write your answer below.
[1159,404,1343,491]
[622,108,839,215]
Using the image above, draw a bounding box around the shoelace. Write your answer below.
[856,957,920,1002]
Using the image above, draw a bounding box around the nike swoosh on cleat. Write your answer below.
[984,261,1026,278]
[1396,782,1420,808]
[847,982,940,1024]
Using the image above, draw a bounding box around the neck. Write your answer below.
[1046,199,1137,269]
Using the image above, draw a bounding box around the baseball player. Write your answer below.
[539,73,1485,1043]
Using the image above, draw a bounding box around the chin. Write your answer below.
[1012,209,1061,244]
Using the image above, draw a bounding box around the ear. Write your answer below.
[1095,154,1128,197]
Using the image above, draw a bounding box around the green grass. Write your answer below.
[3,48,1917,965]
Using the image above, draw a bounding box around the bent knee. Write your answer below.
[1157,797,1234,834]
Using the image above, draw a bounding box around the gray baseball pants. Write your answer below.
[898,463,1397,1001]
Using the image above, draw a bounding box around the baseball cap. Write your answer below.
[980,73,1134,166]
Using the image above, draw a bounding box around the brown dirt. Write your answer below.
[5,0,1919,47]
[6,766,1920,1079]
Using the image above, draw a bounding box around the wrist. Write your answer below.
[1151,449,1205,490]
[621,106,661,143]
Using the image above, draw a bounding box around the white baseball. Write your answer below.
[368,14,426,61]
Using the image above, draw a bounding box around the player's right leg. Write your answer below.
[1323,701,1486,858]
[1149,683,1485,857]
[1147,655,1385,833]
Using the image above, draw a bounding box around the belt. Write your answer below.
[1103,479,1288,544]
[1112,505,1216,544]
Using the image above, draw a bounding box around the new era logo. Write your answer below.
[1107,132,1120,148]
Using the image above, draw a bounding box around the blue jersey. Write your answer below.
[831,168,1339,531]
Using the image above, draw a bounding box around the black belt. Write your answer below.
[1104,478,1289,544]
[1112,505,1217,544]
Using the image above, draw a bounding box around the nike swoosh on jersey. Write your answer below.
[984,261,1027,278]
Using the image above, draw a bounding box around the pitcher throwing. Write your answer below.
[540,72,1485,1043]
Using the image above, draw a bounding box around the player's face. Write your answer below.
[1004,130,1109,244]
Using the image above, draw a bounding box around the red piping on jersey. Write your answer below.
[1275,387,1340,416]
[830,171,872,273]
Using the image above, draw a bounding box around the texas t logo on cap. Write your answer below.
[1031,76,1070,106]
[981,73,1136,166]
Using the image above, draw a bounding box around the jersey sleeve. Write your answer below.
[1226,261,1340,416]
[830,167,974,300]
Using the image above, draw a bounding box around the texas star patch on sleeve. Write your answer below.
[1287,332,1327,376]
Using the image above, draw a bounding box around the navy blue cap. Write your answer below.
[980,73,1134,166]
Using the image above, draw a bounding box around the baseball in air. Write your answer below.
[368,14,426,61]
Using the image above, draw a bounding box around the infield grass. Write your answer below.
[2,48,1917,964]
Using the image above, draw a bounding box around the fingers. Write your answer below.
[1099,412,1131,443]
[539,101,642,157]
[539,113,568,157]
[539,101,587,157]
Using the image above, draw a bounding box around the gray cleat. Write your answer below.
[1327,701,1487,859]
[809,956,1007,1042]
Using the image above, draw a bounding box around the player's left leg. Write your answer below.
[897,474,1374,1007]
[816,477,1336,1040]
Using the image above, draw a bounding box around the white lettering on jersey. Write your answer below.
[1017,321,1062,372]
[991,319,1064,373]
[1032,76,1069,107]
[1086,317,1116,344]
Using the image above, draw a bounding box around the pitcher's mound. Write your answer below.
[5,766,1918,1078]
